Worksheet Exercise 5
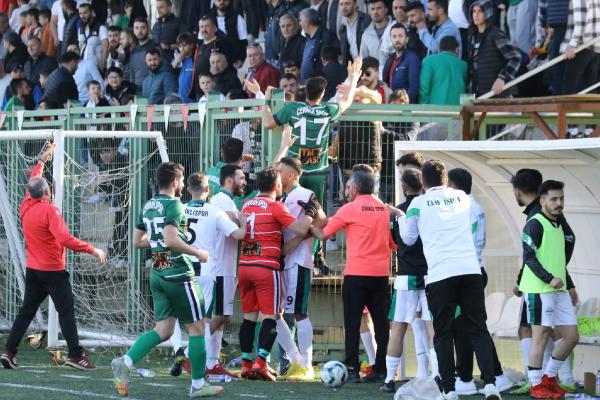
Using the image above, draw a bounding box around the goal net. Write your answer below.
[0,130,169,349]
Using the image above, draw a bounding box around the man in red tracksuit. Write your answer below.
[1,144,107,371]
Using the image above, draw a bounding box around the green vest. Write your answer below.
[519,214,566,294]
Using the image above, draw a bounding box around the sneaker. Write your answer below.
[509,382,530,395]
[443,391,459,400]
[360,363,374,377]
[183,358,191,374]
[455,378,477,395]
[360,369,385,383]
[542,375,566,396]
[205,363,240,379]
[111,357,130,397]
[250,363,276,382]
[65,353,96,370]
[1,351,17,369]
[480,383,502,400]
[494,374,514,392]
[305,366,315,381]
[189,382,224,397]
[380,381,396,394]
[346,369,361,383]
[170,347,186,377]
[240,360,252,379]
[280,362,310,381]
[530,383,561,399]
[558,382,577,393]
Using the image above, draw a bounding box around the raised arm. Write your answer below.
[271,125,297,164]
[262,86,279,129]
[336,57,363,113]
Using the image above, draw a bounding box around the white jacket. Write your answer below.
[359,17,394,80]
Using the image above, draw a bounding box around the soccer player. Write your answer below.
[205,137,244,197]
[1,144,107,371]
[519,180,579,399]
[111,162,223,398]
[237,167,316,381]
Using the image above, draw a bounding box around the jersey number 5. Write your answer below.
[187,218,199,244]
[293,117,330,146]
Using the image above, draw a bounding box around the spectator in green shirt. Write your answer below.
[4,78,29,111]
[419,36,467,105]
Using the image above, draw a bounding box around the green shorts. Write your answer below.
[150,272,205,324]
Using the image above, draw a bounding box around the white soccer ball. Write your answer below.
[320,360,348,388]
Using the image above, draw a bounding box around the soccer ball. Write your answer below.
[320,360,348,388]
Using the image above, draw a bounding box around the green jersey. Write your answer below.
[136,194,194,278]
[206,161,226,198]
[273,101,341,173]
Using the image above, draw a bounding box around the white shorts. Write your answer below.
[199,275,236,317]
[389,288,430,323]
[281,264,312,315]
[523,291,577,327]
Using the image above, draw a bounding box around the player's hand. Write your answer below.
[513,285,523,297]
[549,277,564,289]
[264,86,276,101]
[492,78,505,96]
[564,47,576,60]
[569,288,579,306]
[243,78,261,95]
[40,143,57,164]
[93,248,107,264]
[281,125,297,148]
[347,57,363,83]
[196,249,209,263]
[237,211,247,227]
[384,203,405,217]
[298,200,318,219]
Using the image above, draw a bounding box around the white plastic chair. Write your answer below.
[578,297,600,317]
[485,292,506,329]
[489,295,521,337]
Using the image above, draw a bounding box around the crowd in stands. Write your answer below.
[0,0,596,111]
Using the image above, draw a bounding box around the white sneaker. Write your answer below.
[480,383,502,400]
[455,378,477,395]
[444,391,460,400]
[494,374,513,392]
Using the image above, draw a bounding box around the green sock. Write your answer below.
[126,330,161,364]
[188,336,206,380]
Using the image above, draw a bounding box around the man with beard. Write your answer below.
[359,0,391,78]
[403,1,429,59]
[151,0,186,62]
[105,25,122,71]
[130,17,159,94]
[142,47,177,104]
[383,23,420,103]
[415,0,461,56]
[77,2,108,69]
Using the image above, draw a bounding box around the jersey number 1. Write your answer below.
[293,117,330,146]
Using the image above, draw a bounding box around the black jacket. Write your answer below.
[189,34,235,99]
[391,194,428,277]
[267,0,308,61]
[279,33,305,67]
[213,67,242,95]
[338,12,371,64]
[322,62,347,100]
[151,13,186,60]
[302,27,340,80]
[61,12,79,56]
[44,66,78,108]
[209,6,247,63]
[4,45,28,74]
[25,53,58,86]
[105,80,136,105]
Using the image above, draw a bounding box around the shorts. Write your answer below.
[281,264,312,315]
[238,266,281,315]
[200,275,237,317]
[519,297,531,327]
[150,272,204,324]
[389,288,430,323]
[524,291,577,327]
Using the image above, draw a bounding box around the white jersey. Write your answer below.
[283,185,315,269]
[184,200,238,273]
[206,191,239,277]
[470,194,486,268]
[399,186,481,285]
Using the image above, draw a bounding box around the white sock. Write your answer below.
[412,320,429,378]
[276,318,302,364]
[545,357,564,378]
[557,348,574,384]
[385,355,401,383]
[296,318,314,369]
[191,378,205,389]
[204,322,213,367]
[428,348,439,378]
[542,339,554,371]
[360,330,377,365]
[519,338,532,374]
[171,320,182,352]
[528,368,543,387]
[206,329,222,369]
[184,347,189,358]
[123,355,133,369]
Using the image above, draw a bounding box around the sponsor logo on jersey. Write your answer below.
[299,148,321,165]
[243,199,268,210]
[185,208,209,217]
[295,106,330,117]
[144,199,165,213]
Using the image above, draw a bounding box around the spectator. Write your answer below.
[467,0,521,97]
[60,0,78,56]
[105,25,122,70]
[279,72,298,94]
[210,0,247,68]
[3,31,27,73]
[117,27,135,81]
[383,23,421,103]
[1,63,36,109]
[560,0,600,95]
[104,66,135,105]
[243,44,279,98]
[404,1,429,59]
[141,47,176,104]
[38,8,56,58]
[67,43,105,104]
[282,58,301,80]
[130,17,158,93]
[326,0,367,36]
[151,0,186,62]
[126,0,148,28]
[339,0,371,65]
[77,1,108,68]
[299,7,339,82]
[179,0,210,35]
[0,60,10,101]
[278,13,305,69]
[0,12,11,59]
[417,0,461,56]
[391,0,407,25]
[16,10,26,41]
[8,0,28,31]
[310,0,328,24]
[24,37,57,86]
[171,31,195,102]
[419,36,466,105]
[44,50,80,107]
[264,0,307,67]
[539,0,568,95]
[4,76,28,110]
[321,46,347,100]
[23,7,41,42]
[359,0,392,78]
[448,0,469,58]
[237,0,266,42]
[360,56,391,103]
[197,71,225,103]
[108,0,130,28]
[50,0,65,53]
[84,79,109,107]
[209,51,241,95]
[507,0,536,53]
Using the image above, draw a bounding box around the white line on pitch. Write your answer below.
[60,374,91,379]
[143,382,177,387]
[238,395,268,398]
[0,382,144,400]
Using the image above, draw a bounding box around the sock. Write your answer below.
[206,328,221,369]
[542,339,554,371]
[126,330,161,364]
[204,322,214,368]
[258,318,278,362]
[385,355,401,383]
[184,347,189,358]
[170,320,182,353]
[276,318,302,364]
[519,338,532,374]
[528,367,543,387]
[123,355,133,369]
[239,319,257,360]
[191,378,205,390]
[188,336,206,380]
[360,330,377,365]
[412,320,429,378]
[296,318,313,369]
[558,353,574,384]
[428,348,439,378]
[545,356,564,379]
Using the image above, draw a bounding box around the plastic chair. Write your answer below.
[485,292,506,329]
[578,297,600,317]
[489,295,521,337]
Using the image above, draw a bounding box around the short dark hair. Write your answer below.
[105,66,123,78]
[39,9,51,20]
[448,167,472,194]
[26,8,39,19]
[539,180,564,196]
[280,73,297,82]
[219,164,242,186]
[86,79,101,89]
[439,36,458,52]
[279,157,302,175]
[78,2,92,9]
[390,22,408,35]
[305,76,327,101]
[511,168,542,195]
[108,25,122,33]
[352,164,374,175]
[187,172,207,193]
[350,170,375,195]
[145,47,161,57]
[257,166,279,193]
[198,71,214,81]
[401,168,423,193]
[299,8,320,26]
[156,162,184,190]
[320,46,340,63]
[60,50,81,64]
[367,0,387,6]
[199,14,216,26]
[429,0,448,14]
[10,78,27,94]
[133,16,148,25]
[157,0,172,5]
[177,32,195,46]
[422,160,446,188]
[221,138,244,163]
[294,86,306,102]
[396,151,425,168]
[227,89,249,100]
[404,1,425,12]
[282,59,300,69]
[361,56,379,73]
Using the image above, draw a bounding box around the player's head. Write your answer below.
[401,168,423,197]
[157,162,185,197]
[348,167,375,201]
[305,76,327,104]
[421,160,447,189]
[257,166,282,196]
[221,138,244,164]
[219,164,246,196]
[448,167,472,194]
[511,168,542,207]
[278,157,302,191]
[539,180,564,218]
[396,151,425,172]
[187,172,209,200]
[27,176,51,198]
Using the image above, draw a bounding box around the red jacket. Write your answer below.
[244,61,281,98]
[20,163,94,271]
